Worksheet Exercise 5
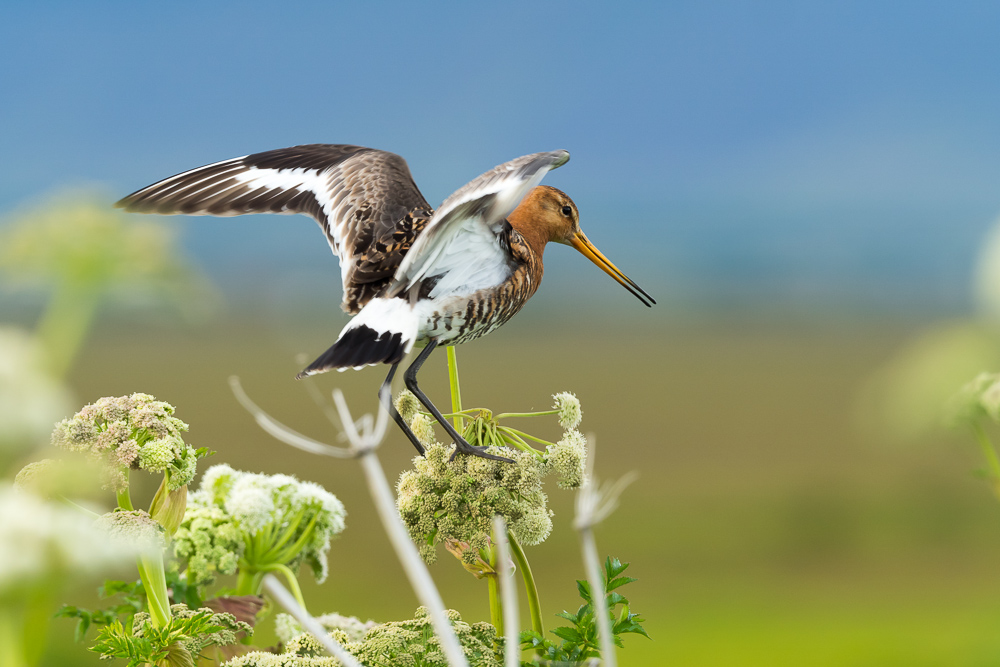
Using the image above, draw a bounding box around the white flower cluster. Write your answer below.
[0,485,133,596]
[274,611,376,644]
[946,372,1000,426]
[183,465,346,584]
[50,393,196,491]
[545,429,588,489]
[553,391,583,430]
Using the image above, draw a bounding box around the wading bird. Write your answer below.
[118,145,654,461]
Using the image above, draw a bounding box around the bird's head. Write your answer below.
[512,186,655,307]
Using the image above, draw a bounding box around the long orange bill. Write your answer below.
[570,231,656,307]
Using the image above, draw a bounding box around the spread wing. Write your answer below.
[389,150,570,298]
[116,144,433,313]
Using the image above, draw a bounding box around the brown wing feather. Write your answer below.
[117,144,433,313]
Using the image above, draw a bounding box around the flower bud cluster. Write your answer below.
[225,607,498,667]
[179,465,346,584]
[397,443,553,564]
[50,393,196,492]
[274,611,376,644]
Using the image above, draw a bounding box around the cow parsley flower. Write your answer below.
[553,392,582,430]
[172,495,242,587]
[51,393,197,492]
[0,485,133,596]
[394,389,421,424]
[176,467,346,599]
[226,607,498,667]
[397,442,553,564]
[274,611,376,644]
[94,509,166,553]
[545,429,588,489]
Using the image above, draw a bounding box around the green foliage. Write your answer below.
[520,557,648,664]
[91,603,250,666]
[56,579,146,642]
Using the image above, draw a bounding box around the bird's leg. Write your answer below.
[381,363,425,455]
[404,339,514,463]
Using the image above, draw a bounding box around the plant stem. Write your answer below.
[973,423,1000,499]
[0,607,27,667]
[498,429,545,459]
[235,566,258,597]
[261,564,308,611]
[116,475,134,511]
[580,529,615,667]
[507,531,543,638]
[35,281,99,378]
[501,426,555,449]
[137,552,171,629]
[446,346,463,431]
[495,410,559,420]
[486,546,503,634]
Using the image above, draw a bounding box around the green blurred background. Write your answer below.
[7,2,1000,665]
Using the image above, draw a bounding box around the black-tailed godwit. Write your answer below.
[117,145,654,460]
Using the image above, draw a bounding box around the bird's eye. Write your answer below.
[561,205,573,217]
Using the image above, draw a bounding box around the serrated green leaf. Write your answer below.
[551,626,584,643]
[607,574,637,591]
[576,578,591,602]
[606,591,627,607]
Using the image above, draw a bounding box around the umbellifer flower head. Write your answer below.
[545,429,588,489]
[553,391,582,430]
[94,509,165,553]
[51,393,197,491]
[274,611,376,644]
[395,389,421,424]
[176,467,346,585]
[397,442,553,564]
[227,606,499,667]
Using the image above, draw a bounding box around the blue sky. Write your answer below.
[3,2,1000,313]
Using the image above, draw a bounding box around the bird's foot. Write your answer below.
[449,438,514,463]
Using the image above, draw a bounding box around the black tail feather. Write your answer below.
[296,325,406,379]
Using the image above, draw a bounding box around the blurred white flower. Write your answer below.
[0,327,73,455]
[0,485,132,596]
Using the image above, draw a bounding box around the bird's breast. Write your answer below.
[415,266,540,345]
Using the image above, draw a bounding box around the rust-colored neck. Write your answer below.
[507,208,550,264]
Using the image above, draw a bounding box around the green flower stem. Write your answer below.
[137,552,171,629]
[23,589,55,667]
[260,512,307,562]
[508,531,543,638]
[485,546,503,635]
[495,410,559,420]
[116,472,134,511]
[446,346,464,431]
[35,280,100,378]
[498,430,545,460]
[500,426,555,448]
[235,566,259,598]
[0,607,27,667]
[433,409,482,418]
[972,422,1000,498]
[260,563,308,611]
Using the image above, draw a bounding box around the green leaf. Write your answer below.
[576,578,592,603]
[607,574,638,591]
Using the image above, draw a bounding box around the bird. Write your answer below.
[116,144,654,461]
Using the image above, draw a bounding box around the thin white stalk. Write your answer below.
[335,388,469,667]
[230,376,469,667]
[262,574,362,667]
[573,436,638,667]
[492,515,520,667]
[579,528,614,667]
